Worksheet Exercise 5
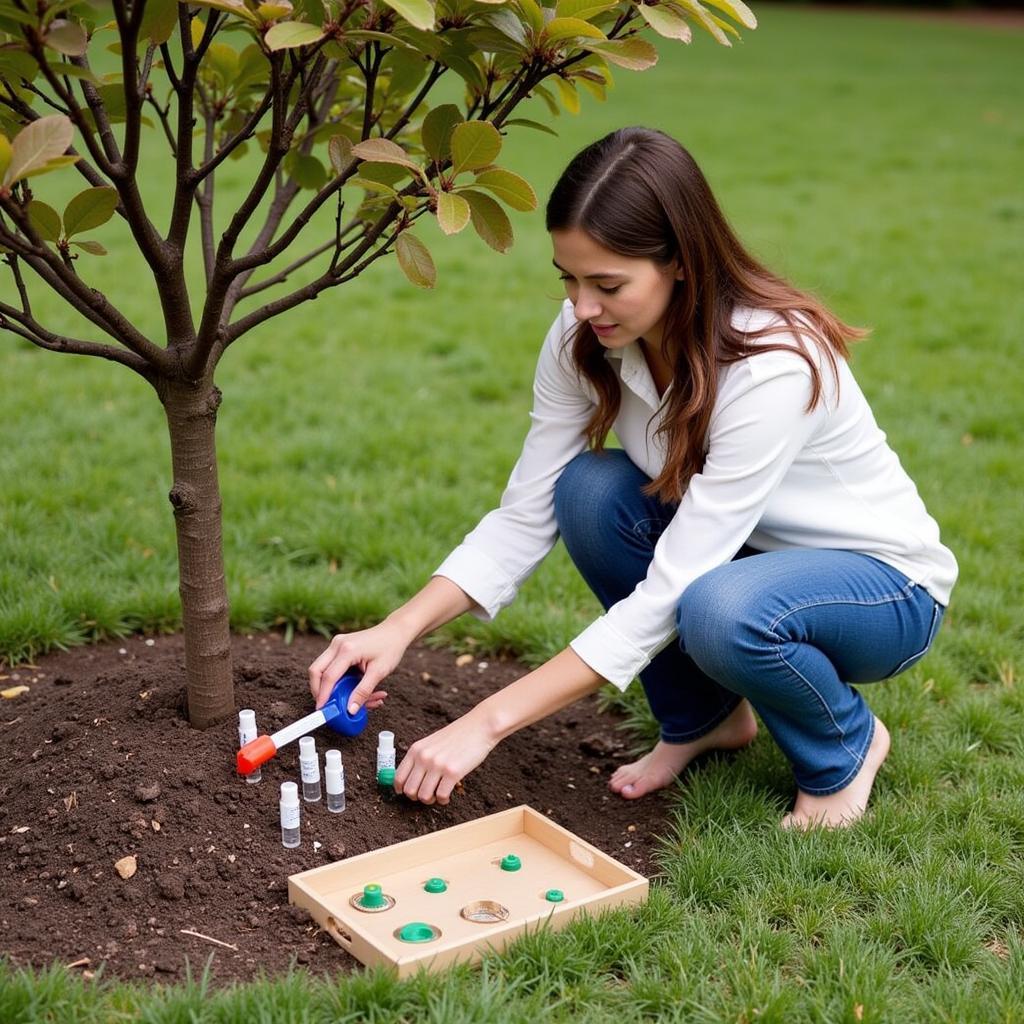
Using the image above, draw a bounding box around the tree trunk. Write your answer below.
[162,378,234,729]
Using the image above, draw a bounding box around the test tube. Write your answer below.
[298,735,322,802]
[376,730,395,774]
[279,782,300,848]
[238,709,261,783]
[325,749,345,813]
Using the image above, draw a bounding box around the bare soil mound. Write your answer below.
[0,633,673,984]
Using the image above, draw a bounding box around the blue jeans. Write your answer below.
[554,450,945,795]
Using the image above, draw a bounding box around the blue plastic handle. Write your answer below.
[322,669,369,736]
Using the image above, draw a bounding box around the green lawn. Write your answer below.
[3,4,1024,1020]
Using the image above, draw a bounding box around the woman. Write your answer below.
[308,127,957,828]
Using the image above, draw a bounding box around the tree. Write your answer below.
[0,0,755,728]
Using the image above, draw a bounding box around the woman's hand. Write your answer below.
[307,620,411,712]
[394,708,499,805]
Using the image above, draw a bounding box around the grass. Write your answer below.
[3,3,1024,1020]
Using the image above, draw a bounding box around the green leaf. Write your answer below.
[472,167,537,211]
[264,21,325,50]
[551,76,579,114]
[139,0,179,44]
[450,120,501,175]
[0,135,11,184]
[554,0,616,19]
[637,3,692,42]
[3,115,74,189]
[45,61,103,86]
[421,104,462,164]
[351,138,420,171]
[703,0,756,29]
[582,37,658,70]
[348,176,397,195]
[543,17,605,44]
[206,42,239,87]
[395,232,435,288]
[672,0,730,46]
[532,83,561,118]
[27,200,62,242]
[481,9,529,48]
[436,192,470,235]
[44,19,88,57]
[70,239,107,255]
[63,186,118,238]
[379,0,435,31]
[187,0,260,25]
[516,0,544,36]
[289,153,327,190]
[20,154,79,180]
[257,1,295,21]
[356,161,409,186]
[383,46,428,97]
[0,49,40,85]
[327,134,353,174]
[504,118,558,137]
[463,189,513,253]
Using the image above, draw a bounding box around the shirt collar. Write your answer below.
[607,342,664,411]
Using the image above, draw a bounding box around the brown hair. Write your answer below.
[546,127,867,503]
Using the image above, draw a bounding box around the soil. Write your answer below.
[0,633,674,985]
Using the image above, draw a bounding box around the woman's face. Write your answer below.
[551,228,681,351]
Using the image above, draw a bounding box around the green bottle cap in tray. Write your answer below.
[499,853,521,872]
[424,877,447,894]
[545,889,565,903]
[396,922,439,943]
[360,883,386,909]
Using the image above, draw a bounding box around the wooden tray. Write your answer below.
[288,805,648,976]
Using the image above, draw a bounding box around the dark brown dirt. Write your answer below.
[0,633,673,984]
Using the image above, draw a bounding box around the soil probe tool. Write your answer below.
[237,671,367,776]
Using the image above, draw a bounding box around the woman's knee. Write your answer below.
[554,449,641,538]
[676,567,769,679]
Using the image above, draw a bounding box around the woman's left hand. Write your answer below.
[394,710,498,805]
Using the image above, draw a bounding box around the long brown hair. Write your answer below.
[546,127,867,503]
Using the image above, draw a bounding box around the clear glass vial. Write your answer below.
[298,735,322,802]
[376,730,395,773]
[325,748,346,813]
[279,782,301,848]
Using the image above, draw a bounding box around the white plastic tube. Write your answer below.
[280,782,300,848]
[376,731,395,773]
[298,735,321,803]
[238,709,261,783]
[325,749,345,813]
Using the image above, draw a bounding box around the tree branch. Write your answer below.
[0,300,153,377]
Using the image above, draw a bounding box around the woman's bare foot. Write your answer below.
[781,718,891,830]
[609,700,758,799]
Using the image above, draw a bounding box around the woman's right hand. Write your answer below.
[307,620,411,713]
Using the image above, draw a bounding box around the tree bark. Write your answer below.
[162,378,234,729]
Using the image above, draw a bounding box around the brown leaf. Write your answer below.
[455,654,473,667]
[1,685,30,699]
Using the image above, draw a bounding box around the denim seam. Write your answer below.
[632,517,672,540]
[796,716,876,796]
[765,589,912,792]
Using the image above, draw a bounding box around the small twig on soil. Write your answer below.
[180,928,239,951]
[66,956,91,969]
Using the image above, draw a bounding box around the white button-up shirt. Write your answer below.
[434,302,958,690]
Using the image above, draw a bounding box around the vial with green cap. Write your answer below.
[378,766,396,787]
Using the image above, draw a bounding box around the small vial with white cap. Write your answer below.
[376,731,395,774]
[238,709,261,784]
[280,782,301,848]
[325,749,346,813]
[298,735,322,802]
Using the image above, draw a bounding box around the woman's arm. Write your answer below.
[308,576,476,709]
[394,647,605,804]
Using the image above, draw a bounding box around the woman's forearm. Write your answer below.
[385,575,477,644]
[476,646,607,743]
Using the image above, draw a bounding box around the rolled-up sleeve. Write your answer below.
[433,305,594,618]
[570,355,827,689]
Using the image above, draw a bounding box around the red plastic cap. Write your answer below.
[237,735,276,775]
